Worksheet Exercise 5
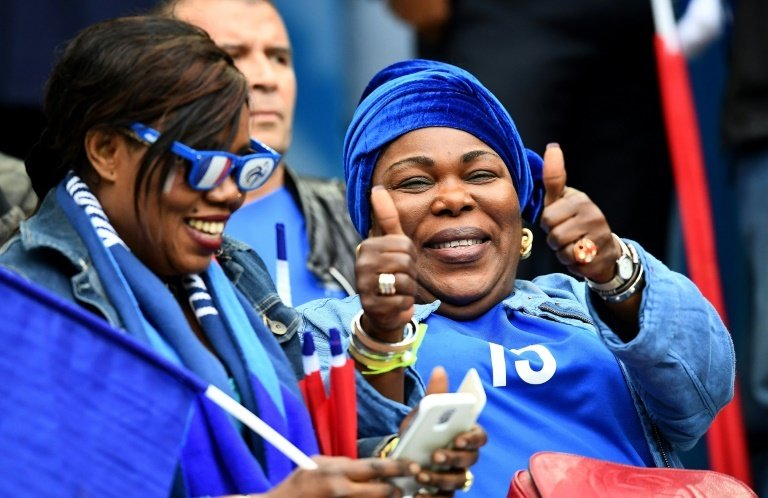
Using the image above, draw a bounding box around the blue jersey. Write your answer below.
[225,187,346,305]
[418,303,653,497]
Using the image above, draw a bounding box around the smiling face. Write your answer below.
[95,108,250,278]
[372,127,522,320]
[174,0,295,155]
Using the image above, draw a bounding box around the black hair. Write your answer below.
[26,15,248,217]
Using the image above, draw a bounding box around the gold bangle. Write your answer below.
[350,310,419,353]
[349,333,400,361]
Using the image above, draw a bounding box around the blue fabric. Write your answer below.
[225,187,346,304]
[181,394,271,494]
[193,270,284,416]
[56,176,233,394]
[343,59,545,236]
[419,304,653,497]
[0,266,201,497]
[54,174,317,494]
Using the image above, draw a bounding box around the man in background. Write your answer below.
[161,0,359,307]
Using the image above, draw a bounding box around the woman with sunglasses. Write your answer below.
[0,17,483,497]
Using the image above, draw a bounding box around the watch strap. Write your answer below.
[587,238,645,303]
[586,234,634,292]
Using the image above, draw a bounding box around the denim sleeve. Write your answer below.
[298,297,425,439]
[587,241,735,450]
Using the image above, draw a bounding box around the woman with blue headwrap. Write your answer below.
[299,59,735,496]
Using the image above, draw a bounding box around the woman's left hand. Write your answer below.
[538,144,623,284]
[400,368,487,496]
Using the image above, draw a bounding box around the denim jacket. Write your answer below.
[298,242,736,469]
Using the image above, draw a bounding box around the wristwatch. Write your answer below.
[586,234,643,303]
[586,234,633,291]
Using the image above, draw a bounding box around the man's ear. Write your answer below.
[84,127,124,183]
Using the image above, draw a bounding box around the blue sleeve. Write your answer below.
[298,296,425,439]
[587,240,736,451]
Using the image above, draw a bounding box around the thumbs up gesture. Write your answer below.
[538,144,620,283]
[355,185,418,341]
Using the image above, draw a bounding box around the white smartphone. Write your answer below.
[389,369,485,496]
[456,367,486,418]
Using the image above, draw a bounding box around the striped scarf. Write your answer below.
[56,173,317,495]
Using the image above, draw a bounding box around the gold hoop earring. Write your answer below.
[520,228,533,260]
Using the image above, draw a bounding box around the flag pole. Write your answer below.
[329,328,358,458]
[276,223,293,306]
[205,385,318,470]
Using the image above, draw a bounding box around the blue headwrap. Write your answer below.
[343,59,545,237]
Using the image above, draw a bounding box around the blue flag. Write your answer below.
[0,267,204,497]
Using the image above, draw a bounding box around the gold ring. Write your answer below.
[573,237,598,264]
[377,273,396,295]
[461,469,474,492]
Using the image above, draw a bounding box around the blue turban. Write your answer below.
[343,59,545,237]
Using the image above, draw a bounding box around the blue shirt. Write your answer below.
[420,303,653,497]
[226,187,346,305]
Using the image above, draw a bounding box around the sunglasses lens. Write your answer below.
[237,157,275,190]
[190,155,232,190]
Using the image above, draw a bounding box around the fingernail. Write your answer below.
[455,438,467,449]
[372,184,384,192]
[547,142,560,149]
[417,472,431,483]
[409,462,421,474]
[433,452,447,463]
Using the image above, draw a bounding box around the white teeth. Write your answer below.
[433,238,483,249]
[187,219,225,235]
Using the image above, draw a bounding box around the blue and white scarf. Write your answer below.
[56,173,318,495]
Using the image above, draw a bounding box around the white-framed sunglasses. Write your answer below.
[128,122,281,191]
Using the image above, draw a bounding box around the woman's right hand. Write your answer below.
[263,456,420,498]
[355,185,418,342]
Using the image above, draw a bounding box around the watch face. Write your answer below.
[618,255,634,280]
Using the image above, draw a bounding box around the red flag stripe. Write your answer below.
[329,362,358,458]
[653,35,752,486]
[299,373,332,455]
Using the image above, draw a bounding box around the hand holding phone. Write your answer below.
[389,368,486,496]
